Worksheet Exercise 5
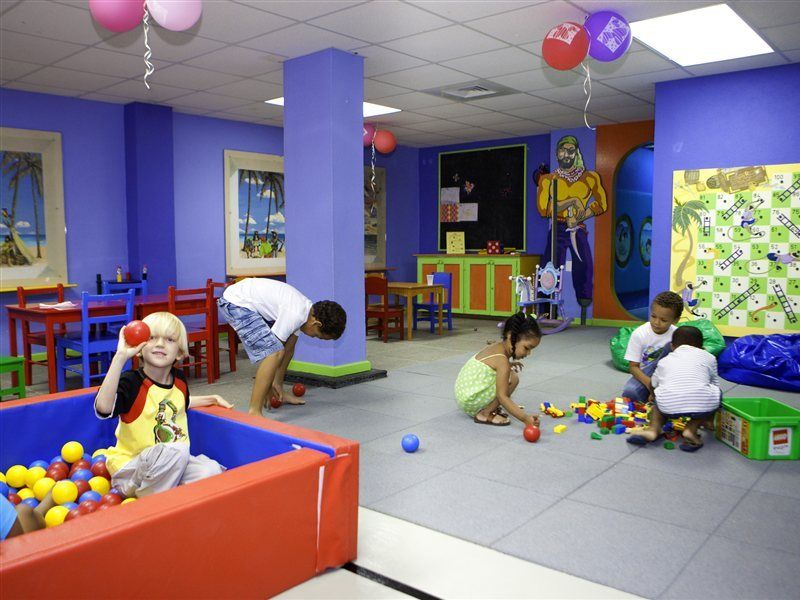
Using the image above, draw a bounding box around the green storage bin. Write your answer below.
[716,397,800,460]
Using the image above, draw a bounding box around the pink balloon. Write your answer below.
[89,0,144,33]
[146,0,202,32]
[362,124,376,147]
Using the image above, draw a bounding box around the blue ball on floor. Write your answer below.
[401,434,420,453]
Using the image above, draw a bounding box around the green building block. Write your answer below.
[600,427,610,435]
[663,441,675,450]
[590,432,603,440]
[564,411,573,418]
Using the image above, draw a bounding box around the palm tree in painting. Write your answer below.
[21,153,43,258]
[239,169,262,251]
[1,151,38,265]
[261,172,284,257]
[671,198,706,288]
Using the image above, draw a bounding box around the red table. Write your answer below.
[6,294,214,393]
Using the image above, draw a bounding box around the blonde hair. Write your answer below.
[142,312,189,359]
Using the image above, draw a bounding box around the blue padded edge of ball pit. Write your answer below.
[0,393,335,471]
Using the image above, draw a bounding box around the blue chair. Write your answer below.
[55,291,134,391]
[413,271,453,333]
[102,279,148,296]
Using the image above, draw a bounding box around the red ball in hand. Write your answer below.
[124,320,151,347]
[523,425,541,443]
[292,383,305,398]
[269,396,282,409]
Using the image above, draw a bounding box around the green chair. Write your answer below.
[0,356,26,400]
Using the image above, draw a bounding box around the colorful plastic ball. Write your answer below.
[79,490,102,504]
[92,448,107,458]
[65,508,82,522]
[89,476,111,496]
[33,477,56,501]
[46,467,67,482]
[123,319,151,346]
[79,500,99,513]
[69,459,91,475]
[91,454,107,465]
[71,469,93,482]
[523,425,541,443]
[52,480,79,505]
[62,502,79,511]
[292,383,306,397]
[5,465,27,489]
[0,472,5,483]
[45,505,70,528]
[97,502,113,511]
[269,396,282,409]
[82,453,92,462]
[74,479,91,497]
[17,487,35,500]
[28,460,49,470]
[373,129,397,154]
[50,456,66,467]
[21,497,40,508]
[61,441,84,464]
[24,466,47,490]
[108,487,121,496]
[542,21,589,71]
[0,481,8,497]
[101,493,123,506]
[401,434,420,453]
[121,498,136,505]
[90,461,110,479]
[7,493,21,505]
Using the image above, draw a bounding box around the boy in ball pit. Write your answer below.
[94,312,232,498]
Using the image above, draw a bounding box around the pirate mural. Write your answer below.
[536,135,608,314]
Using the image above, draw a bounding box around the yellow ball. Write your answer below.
[91,448,107,458]
[61,441,84,464]
[17,487,35,500]
[0,472,6,483]
[6,465,27,489]
[121,498,136,505]
[88,476,110,496]
[33,477,56,501]
[51,480,78,505]
[44,505,70,528]
[24,466,47,490]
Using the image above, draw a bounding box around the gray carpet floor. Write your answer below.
[42,317,800,599]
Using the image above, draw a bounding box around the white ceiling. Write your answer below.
[1,0,798,147]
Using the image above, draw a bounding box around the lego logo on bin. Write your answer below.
[547,23,582,44]
[772,428,788,446]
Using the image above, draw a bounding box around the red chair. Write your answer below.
[16,284,67,385]
[365,276,404,342]
[206,279,238,377]
[168,285,215,384]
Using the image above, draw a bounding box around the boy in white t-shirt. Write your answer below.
[621,291,683,402]
[219,278,346,416]
[627,325,721,451]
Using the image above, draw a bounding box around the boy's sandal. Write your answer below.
[474,411,510,426]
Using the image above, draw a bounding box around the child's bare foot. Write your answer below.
[682,429,702,445]
[283,396,306,405]
[626,427,661,445]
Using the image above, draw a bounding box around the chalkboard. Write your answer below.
[438,144,526,251]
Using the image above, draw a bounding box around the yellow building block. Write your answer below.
[586,404,605,421]
[554,425,567,434]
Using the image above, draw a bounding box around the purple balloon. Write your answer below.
[585,11,632,62]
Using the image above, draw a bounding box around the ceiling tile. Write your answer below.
[98,79,192,103]
[206,78,283,101]
[382,25,508,62]
[589,49,677,79]
[409,1,544,22]
[1,1,117,45]
[468,93,550,111]
[166,91,252,111]
[728,1,800,28]
[364,78,414,99]
[255,69,284,84]
[441,47,540,79]
[491,68,582,93]
[370,91,452,110]
[235,1,363,21]
[18,66,124,92]
[240,23,363,56]
[192,2,295,43]
[468,1,587,45]
[354,46,427,77]
[0,58,42,81]
[571,1,717,23]
[54,47,170,79]
[490,120,551,135]
[372,64,473,89]
[414,103,491,119]
[581,93,650,111]
[601,68,689,92]
[219,102,285,118]
[185,46,284,77]
[77,91,131,104]
[151,64,243,91]
[0,31,84,64]
[172,105,215,116]
[95,28,227,62]
[309,1,450,44]
[761,22,800,51]
[784,49,800,62]
[369,111,434,126]
[537,113,603,129]
[533,82,620,104]
[443,126,501,138]
[448,111,530,127]
[3,80,79,98]
[408,120,468,132]
[505,103,583,120]
[685,52,789,77]
[206,111,264,123]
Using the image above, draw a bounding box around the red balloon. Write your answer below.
[124,320,151,347]
[373,130,397,154]
[292,383,306,398]
[523,425,541,443]
[362,123,376,147]
[269,396,282,409]
[74,479,91,498]
[542,21,589,71]
[101,493,123,506]
[91,461,111,479]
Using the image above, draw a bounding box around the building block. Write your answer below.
[585,404,605,421]
[600,427,610,435]
[663,441,675,450]
[613,424,626,434]
[590,432,603,440]
[554,424,567,434]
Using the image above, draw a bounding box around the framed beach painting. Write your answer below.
[364,165,386,267]
[224,150,285,277]
[0,128,68,289]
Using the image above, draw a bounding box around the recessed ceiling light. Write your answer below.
[264,98,400,118]
[631,4,773,67]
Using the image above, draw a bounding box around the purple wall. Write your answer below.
[652,63,800,299]
[0,89,127,355]
[172,114,283,288]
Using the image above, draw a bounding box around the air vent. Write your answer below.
[423,80,519,102]
[444,85,496,99]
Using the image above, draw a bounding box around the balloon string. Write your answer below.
[370,133,376,197]
[581,62,595,131]
[142,6,155,90]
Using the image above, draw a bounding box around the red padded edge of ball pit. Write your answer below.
[0,397,359,598]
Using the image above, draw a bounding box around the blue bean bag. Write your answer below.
[718,334,800,393]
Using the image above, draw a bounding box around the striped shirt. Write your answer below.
[651,345,721,415]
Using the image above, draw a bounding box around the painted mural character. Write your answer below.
[536,136,608,309]
[767,251,800,270]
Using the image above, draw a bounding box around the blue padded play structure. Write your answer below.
[413,271,453,333]
[718,333,800,393]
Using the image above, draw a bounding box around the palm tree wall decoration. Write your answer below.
[671,198,707,289]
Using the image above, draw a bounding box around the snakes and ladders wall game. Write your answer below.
[670,163,800,337]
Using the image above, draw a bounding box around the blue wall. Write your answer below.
[652,63,800,298]
[614,145,653,295]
